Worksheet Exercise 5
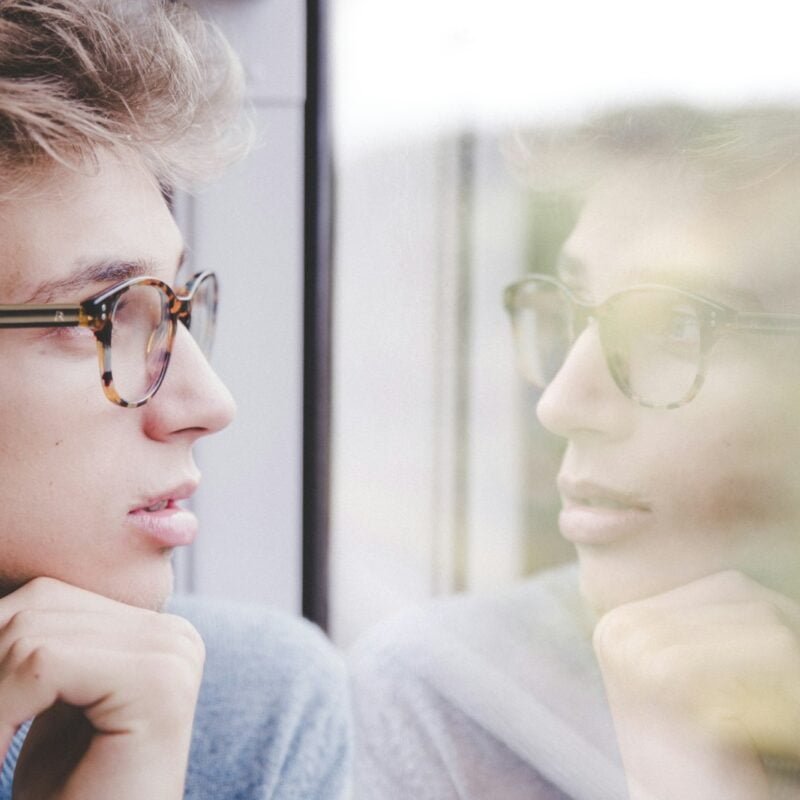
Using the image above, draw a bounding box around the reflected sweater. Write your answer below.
[350,563,800,800]
[349,563,623,800]
[0,595,351,800]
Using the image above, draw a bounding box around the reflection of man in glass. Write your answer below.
[351,106,800,799]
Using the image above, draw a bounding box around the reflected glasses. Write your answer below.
[503,273,800,409]
[0,271,218,408]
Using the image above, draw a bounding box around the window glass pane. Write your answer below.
[334,6,800,795]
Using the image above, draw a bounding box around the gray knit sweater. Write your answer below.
[0,595,351,799]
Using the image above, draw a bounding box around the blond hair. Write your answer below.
[0,0,250,195]
[509,104,800,195]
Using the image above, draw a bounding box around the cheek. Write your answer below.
[669,443,792,528]
[0,410,136,591]
[0,363,123,541]
[0,421,95,545]
[657,383,800,532]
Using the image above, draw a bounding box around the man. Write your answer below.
[350,106,800,799]
[0,2,349,798]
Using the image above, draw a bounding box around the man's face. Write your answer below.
[537,161,800,614]
[0,152,235,610]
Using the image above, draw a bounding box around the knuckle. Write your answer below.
[160,614,205,660]
[641,645,680,688]
[592,609,621,651]
[712,569,750,593]
[162,612,200,641]
[637,645,698,707]
[19,576,56,604]
[768,626,800,664]
[755,600,785,627]
[5,609,38,636]
[20,643,54,680]
[6,636,36,669]
[146,652,202,700]
[593,605,642,656]
[594,605,673,691]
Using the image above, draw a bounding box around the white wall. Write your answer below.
[172,0,306,614]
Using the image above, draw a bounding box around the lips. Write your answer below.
[130,480,199,515]
[559,478,650,511]
[557,477,652,545]
[142,499,169,513]
[127,480,199,548]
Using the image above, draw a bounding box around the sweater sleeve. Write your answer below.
[168,595,352,800]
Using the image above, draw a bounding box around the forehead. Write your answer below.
[562,160,800,311]
[0,152,183,303]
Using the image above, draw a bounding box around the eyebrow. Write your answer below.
[23,249,187,304]
[555,252,764,310]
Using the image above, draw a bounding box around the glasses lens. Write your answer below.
[601,289,702,407]
[109,284,171,404]
[508,279,573,387]
[186,273,217,358]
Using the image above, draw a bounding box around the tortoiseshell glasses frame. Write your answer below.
[0,271,218,408]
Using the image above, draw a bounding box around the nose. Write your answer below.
[536,321,633,441]
[142,323,236,443]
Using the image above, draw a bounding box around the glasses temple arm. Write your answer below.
[0,304,87,328]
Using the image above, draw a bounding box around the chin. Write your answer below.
[576,549,681,616]
[579,571,630,618]
[576,544,743,618]
[105,567,175,611]
[66,563,175,611]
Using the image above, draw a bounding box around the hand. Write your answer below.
[0,577,204,800]
[593,570,800,800]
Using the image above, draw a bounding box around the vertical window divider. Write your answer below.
[302,0,332,628]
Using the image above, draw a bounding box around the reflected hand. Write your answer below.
[593,570,800,800]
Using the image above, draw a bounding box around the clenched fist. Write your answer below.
[0,577,204,800]
[594,570,800,800]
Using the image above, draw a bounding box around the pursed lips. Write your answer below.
[129,479,199,515]
[127,479,200,548]
[557,477,652,545]
[558,477,651,511]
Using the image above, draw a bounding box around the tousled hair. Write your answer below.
[0,0,251,195]
[509,103,800,195]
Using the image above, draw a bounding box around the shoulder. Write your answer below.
[349,561,588,681]
[348,564,590,800]
[168,593,343,691]
[167,595,351,800]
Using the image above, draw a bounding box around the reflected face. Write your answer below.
[536,162,800,613]
[0,152,235,609]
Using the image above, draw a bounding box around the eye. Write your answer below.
[662,308,701,347]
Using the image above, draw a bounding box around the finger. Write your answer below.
[595,601,782,668]
[0,649,61,741]
[0,609,203,663]
[0,640,199,734]
[602,630,800,759]
[640,570,800,622]
[0,577,141,626]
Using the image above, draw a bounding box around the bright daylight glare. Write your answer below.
[334,0,800,158]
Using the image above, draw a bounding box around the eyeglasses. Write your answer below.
[0,271,218,408]
[503,273,800,409]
